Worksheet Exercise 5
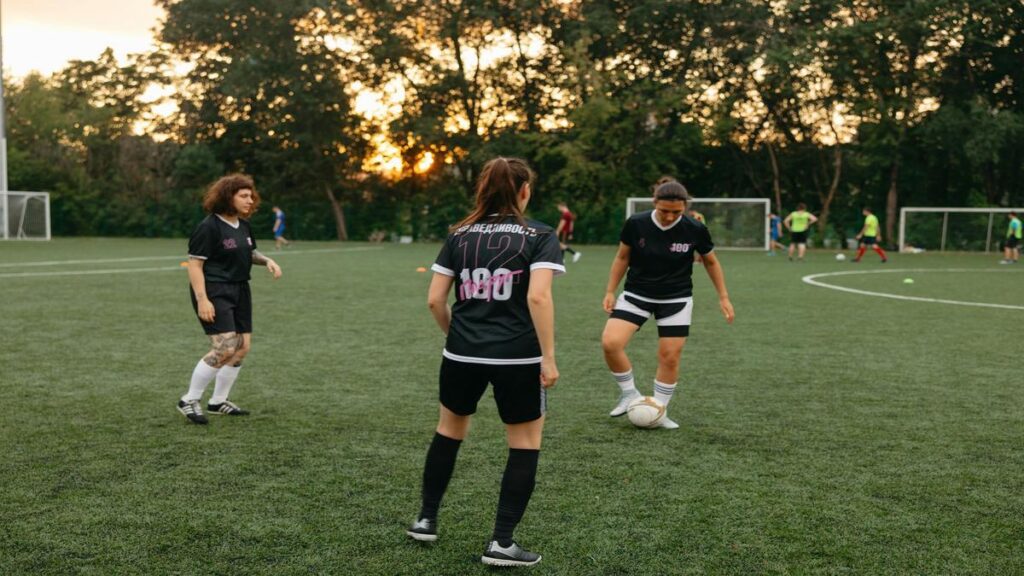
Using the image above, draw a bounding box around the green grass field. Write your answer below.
[1,238,1022,575]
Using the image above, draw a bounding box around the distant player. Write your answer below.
[853,207,888,263]
[272,206,290,250]
[768,211,785,255]
[784,203,818,261]
[602,181,734,429]
[555,201,581,262]
[1002,211,1021,264]
[407,157,563,568]
[179,175,282,424]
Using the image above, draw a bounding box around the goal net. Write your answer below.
[2,191,51,240]
[626,197,770,250]
[898,207,1024,252]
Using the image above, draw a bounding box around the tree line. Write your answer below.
[6,0,1022,245]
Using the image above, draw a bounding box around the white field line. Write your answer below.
[0,246,384,269]
[802,268,1024,311]
[0,246,385,279]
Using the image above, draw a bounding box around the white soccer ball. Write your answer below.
[835,253,847,261]
[626,396,666,429]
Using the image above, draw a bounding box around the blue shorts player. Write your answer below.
[272,205,290,250]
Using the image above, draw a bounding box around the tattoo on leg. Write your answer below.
[204,332,239,367]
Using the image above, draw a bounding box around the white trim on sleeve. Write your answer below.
[188,254,208,260]
[431,264,456,276]
[530,262,566,275]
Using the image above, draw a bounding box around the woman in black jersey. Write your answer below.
[602,180,734,429]
[177,174,282,425]
[406,158,564,567]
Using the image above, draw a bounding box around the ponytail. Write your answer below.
[452,157,535,230]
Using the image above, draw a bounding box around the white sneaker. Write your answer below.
[572,252,581,263]
[609,390,641,417]
[658,417,680,430]
[1000,260,1011,265]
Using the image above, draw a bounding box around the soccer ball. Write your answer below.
[627,396,666,429]
[835,253,847,261]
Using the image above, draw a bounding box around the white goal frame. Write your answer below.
[626,197,771,250]
[1,191,51,240]
[898,207,1024,253]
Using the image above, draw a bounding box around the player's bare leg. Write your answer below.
[209,333,251,415]
[653,337,686,429]
[602,319,641,416]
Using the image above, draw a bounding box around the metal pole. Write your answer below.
[898,207,906,252]
[941,212,948,252]
[0,0,8,240]
[986,213,994,253]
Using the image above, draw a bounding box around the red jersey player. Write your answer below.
[556,202,581,263]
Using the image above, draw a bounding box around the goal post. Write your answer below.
[626,197,770,250]
[1,191,51,241]
[898,207,1024,253]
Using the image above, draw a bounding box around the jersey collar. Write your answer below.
[650,210,683,232]
[216,214,241,229]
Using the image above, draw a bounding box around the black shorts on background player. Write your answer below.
[1006,236,1019,249]
[791,230,809,244]
[860,235,877,246]
[190,282,252,335]
[439,358,544,424]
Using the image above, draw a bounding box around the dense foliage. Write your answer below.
[6,1,1023,243]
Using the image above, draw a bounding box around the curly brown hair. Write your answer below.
[202,174,259,217]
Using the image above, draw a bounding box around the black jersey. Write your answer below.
[187,215,257,283]
[432,216,565,364]
[619,211,714,300]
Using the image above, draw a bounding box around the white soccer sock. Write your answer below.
[183,360,220,402]
[612,370,637,394]
[653,380,677,406]
[210,365,242,404]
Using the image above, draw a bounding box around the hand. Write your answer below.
[197,298,216,323]
[719,297,735,324]
[540,356,559,389]
[603,292,616,313]
[266,259,282,279]
[877,235,883,242]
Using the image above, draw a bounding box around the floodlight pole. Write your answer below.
[0,0,8,240]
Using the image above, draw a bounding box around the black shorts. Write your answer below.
[439,357,545,425]
[191,281,252,335]
[860,236,877,246]
[609,292,692,338]
[791,231,808,244]
[1006,236,1020,249]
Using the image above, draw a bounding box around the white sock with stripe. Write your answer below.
[183,360,220,402]
[612,370,637,394]
[210,365,242,404]
[653,380,677,406]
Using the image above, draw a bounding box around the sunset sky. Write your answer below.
[4,0,164,77]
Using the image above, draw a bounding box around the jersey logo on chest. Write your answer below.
[222,238,238,249]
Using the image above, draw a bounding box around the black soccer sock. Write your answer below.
[418,432,462,521]
[565,247,577,255]
[492,448,540,545]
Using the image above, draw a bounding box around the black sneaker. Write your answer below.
[177,399,208,424]
[481,540,541,567]
[207,400,250,416]
[406,518,437,542]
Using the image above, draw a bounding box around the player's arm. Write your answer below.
[603,243,631,313]
[855,222,866,239]
[527,268,559,389]
[701,252,735,324]
[272,219,280,233]
[555,219,565,236]
[427,273,454,335]
[808,213,819,225]
[252,250,282,279]
[783,214,792,230]
[187,258,215,322]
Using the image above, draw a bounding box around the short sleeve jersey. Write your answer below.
[770,215,782,237]
[432,216,565,364]
[559,210,575,236]
[274,211,285,227]
[619,211,714,300]
[188,215,257,282]
[790,211,811,233]
[864,214,880,237]
[1009,217,1022,239]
